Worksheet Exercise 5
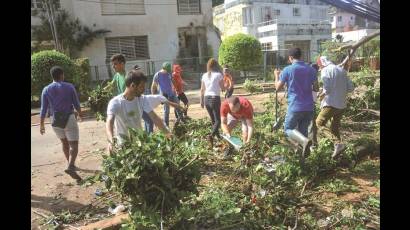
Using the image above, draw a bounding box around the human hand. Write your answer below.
[200,101,204,109]
[107,142,113,154]
[165,132,173,139]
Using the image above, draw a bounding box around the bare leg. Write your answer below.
[60,138,70,163]
[68,141,78,168]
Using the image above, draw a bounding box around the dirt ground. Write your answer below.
[30,89,278,229]
[31,89,379,229]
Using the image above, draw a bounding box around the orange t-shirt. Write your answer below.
[223,73,233,88]
[220,97,253,120]
[172,65,184,94]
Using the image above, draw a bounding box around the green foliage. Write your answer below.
[87,81,113,121]
[319,178,359,194]
[102,129,203,228]
[218,33,262,71]
[32,8,109,57]
[31,50,77,98]
[243,78,262,94]
[319,40,347,64]
[73,58,92,101]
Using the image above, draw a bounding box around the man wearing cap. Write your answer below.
[274,48,318,162]
[151,62,183,126]
[316,56,354,159]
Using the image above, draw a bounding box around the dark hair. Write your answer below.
[223,64,229,69]
[125,70,147,87]
[311,63,319,71]
[110,54,126,64]
[228,96,240,106]
[288,48,302,59]
[50,66,64,80]
[134,64,141,70]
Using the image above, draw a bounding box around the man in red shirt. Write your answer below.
[220,96,254,144]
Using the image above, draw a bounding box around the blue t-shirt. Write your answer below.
[40,81,81,118]
[279,61,317,112]
[153,71,175,96]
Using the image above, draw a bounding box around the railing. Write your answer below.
[256,18,331,27]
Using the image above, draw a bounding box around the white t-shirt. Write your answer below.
[107,94,153,143]
[144,95,168,108]
[201,71,223,96]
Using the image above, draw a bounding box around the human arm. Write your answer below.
[221,116,230,137]
[200,79,205,108]
[39,88,48,135]
[71,85,82,121]
[274,68,285,91]
[165,100,185,111]
[147,111,172,138]
[244,118,254,144]
[151,74,159,94]
[219,74,226,91]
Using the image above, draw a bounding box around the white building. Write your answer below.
[31,0,221,80]
[213,0,332,65]
[329,0,379,33]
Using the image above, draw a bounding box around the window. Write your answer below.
[273,9,280,16]
[293,8,301,16]
[32,0,60,10]
[178,0,201,15]
[261,42,272,51]
[101,0,145,15]
[105,36,149,62]
[242,7,253,25]
[264,6,272,21]
[337,16,342,22]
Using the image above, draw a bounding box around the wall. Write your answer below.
[32,0,220,80]
[332,29,378,42]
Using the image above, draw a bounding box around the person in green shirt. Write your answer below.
[108,54,127,95]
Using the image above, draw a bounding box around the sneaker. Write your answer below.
[332,144,346,159]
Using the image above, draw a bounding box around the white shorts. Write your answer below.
[52,114,79,141]
[227,114,248,133]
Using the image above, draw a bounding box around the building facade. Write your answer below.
[31,0,221,80]
[213,0,332,65]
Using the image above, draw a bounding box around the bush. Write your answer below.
[31,50,91,101]
[218,33,262,71]
[243,78,262,94]
[73,58,92,101]
[31,50,77,98]
[102,130,203,227]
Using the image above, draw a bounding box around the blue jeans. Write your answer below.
[142,111,153,134]
[163,94,181,126]
[284,110,314,137]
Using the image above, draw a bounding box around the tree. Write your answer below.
[218,33,262,74]
[32,0,110,57]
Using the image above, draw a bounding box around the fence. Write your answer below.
[88,56,292,91]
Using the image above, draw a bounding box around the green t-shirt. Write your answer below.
[112,72,126,95]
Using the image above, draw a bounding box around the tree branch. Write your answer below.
[338,30,380,70]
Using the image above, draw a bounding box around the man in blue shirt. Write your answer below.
[40,66,83,179]
[274,48,318,162]
[150,62,183,126]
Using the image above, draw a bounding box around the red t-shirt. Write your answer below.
[220,97,253,120]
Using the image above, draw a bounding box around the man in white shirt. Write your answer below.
[316,56,354,159]
[106,70,171,154]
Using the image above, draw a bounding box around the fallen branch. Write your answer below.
[33,210,49,219]
[338,30,380,70]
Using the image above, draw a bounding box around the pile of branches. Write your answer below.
[87,81,113,121]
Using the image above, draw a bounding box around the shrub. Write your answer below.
[243,78,262,94]
[73,58,92,101]
[31,50,77,98]
[218,33,262,72]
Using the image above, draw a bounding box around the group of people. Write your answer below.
[39,47,353,178]
[274,48,354,160]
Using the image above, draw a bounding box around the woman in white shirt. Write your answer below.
[200,58,225,148]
